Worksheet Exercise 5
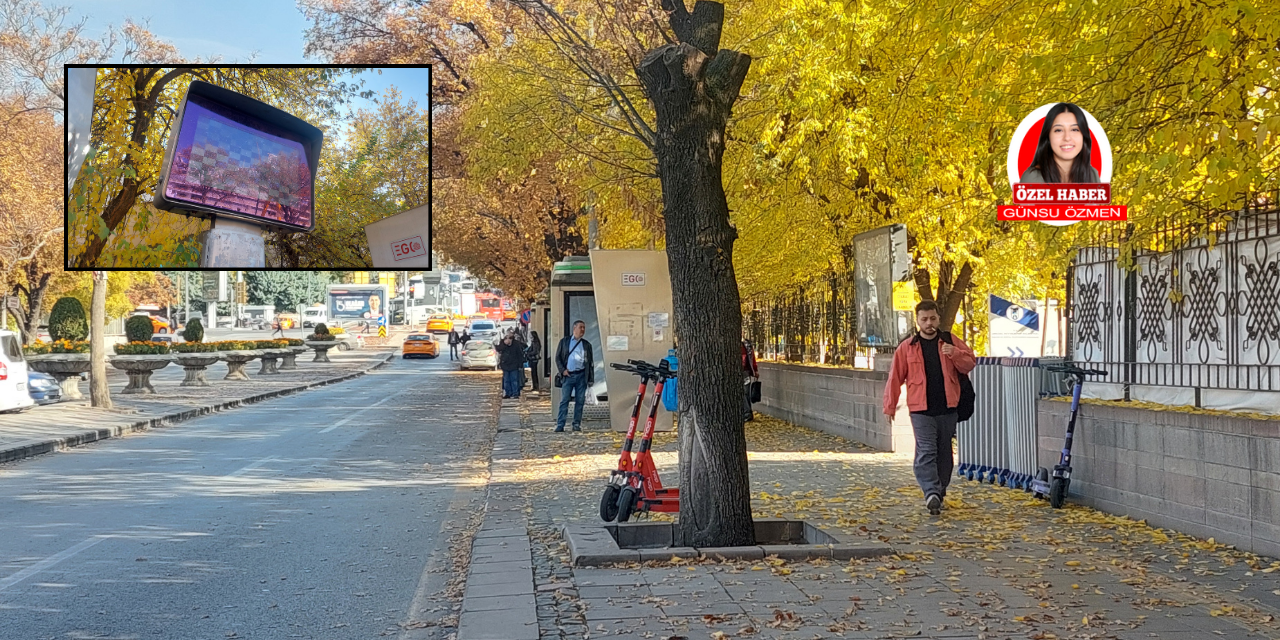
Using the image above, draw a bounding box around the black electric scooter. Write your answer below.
[1031,362,1108,508]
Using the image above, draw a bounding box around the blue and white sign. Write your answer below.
[519,309,533,325]
[988,295,1043,358]
[989,294,1040,331]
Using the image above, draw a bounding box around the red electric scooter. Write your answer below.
[599,360,659,521]
[609,359,679,522]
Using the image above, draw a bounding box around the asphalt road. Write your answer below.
[0,355,501,639]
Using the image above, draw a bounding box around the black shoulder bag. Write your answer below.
[941,333,975,422]
[555,339,583,388]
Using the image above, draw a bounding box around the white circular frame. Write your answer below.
[1007,103,1112,227]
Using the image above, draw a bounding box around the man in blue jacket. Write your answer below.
[554,320,594,432]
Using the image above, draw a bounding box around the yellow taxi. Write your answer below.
[426,314,453,334]
[402,334,440,359]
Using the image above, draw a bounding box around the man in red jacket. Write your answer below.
[883,300,976,515]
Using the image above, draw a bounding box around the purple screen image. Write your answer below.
[164,94,313,228]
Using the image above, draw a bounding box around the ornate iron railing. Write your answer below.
[1068,207,1280,394]
[742,272,874,366]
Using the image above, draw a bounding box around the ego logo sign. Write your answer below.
[392,236,427,262]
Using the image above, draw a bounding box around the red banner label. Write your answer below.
[1011,183,1111,204]
[997,205,1128,221]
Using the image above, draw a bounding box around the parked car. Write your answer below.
[467,320,499,343]
[459,340,498,370]
[426,314,453,334]
[26,371,62,405]
[402,334,440,359]
[334,333,362,351]
[0,329,34,414]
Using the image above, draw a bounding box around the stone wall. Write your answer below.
[1038,399,1280,558]
[756,362,914,453]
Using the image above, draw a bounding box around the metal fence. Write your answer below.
[1067,207,1280,395]
[743,272,876,366]
[956,358,1048,489]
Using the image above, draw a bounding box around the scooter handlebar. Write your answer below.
[1044,363,1108,377]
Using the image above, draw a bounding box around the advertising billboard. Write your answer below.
[154,81,324,233]
[327,285,390,321]
[854,224,913,348]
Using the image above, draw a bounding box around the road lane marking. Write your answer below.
[225,456,279,478]
[0,536,109,592]
[319,389,411,433]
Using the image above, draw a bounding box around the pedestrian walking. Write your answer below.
[882,300,976,515]
[742,339,759,421]
[496,331,526,399]
[271,318,285,338]
[554,320,594,432]
[525,331,543,392]
[447,328,461,361]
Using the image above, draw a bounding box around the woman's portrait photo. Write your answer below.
[1008,102,1111,188]
[1019,103,1101,184]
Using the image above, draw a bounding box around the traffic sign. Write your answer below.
[378,324,386,337]
[519,309,532,324]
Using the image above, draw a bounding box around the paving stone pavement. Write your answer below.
[473,394,1280,640]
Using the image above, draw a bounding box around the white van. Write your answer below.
[0,330,35,413]
[302,306,328,328]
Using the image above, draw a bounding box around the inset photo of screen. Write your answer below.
[64,65,432,270]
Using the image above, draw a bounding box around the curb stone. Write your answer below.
[0,352,397,465]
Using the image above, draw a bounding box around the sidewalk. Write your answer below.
[0,348,398,465]
[457,393,1280,640]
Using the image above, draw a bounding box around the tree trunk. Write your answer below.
[638,1,754,548]
[90,271,112,409]
[911,259,974,333]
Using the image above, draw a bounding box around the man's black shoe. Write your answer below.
[926,494,942,515]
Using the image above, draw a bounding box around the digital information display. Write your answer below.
[155,81,323,233]
[329,290,385,319]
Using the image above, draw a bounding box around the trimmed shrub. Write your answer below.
[285,338,304,346]
[125,315,155,342]
[182,318,204,343]
[48,297,89,342]
[313,322,329,335]
[307,333,337,341]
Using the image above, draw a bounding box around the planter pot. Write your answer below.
[25,353,92,400]
[219,350,261,381]
[278,345,308,370]
[257,349,291,375]
[305,340,338,363]
[173,353,221,387]
[108,354,174,395]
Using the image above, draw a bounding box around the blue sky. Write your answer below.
[68,0,432,117]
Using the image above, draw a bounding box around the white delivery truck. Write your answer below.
[302,306,328,328]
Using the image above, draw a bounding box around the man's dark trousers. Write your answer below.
[556,370,588,431]
[910,412,958,499]
[502,369,521,398]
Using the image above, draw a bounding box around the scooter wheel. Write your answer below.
[616,487,637,523]
[599,485,621,522]
[1049,477,1068,509]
